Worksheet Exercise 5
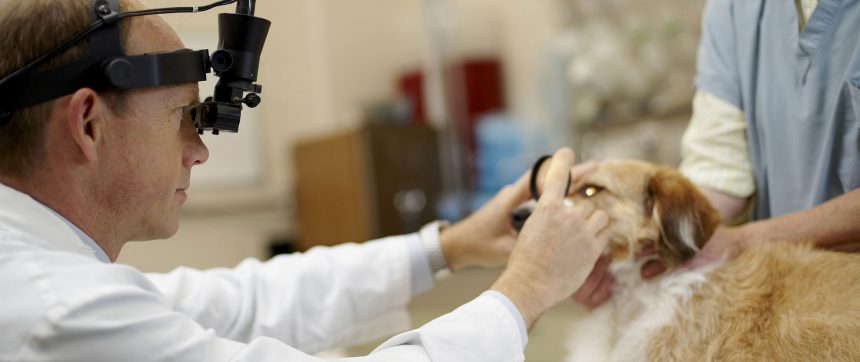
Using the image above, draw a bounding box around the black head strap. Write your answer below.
[0,0,209,125]
[0,0,123,117]
[529,155,572,201]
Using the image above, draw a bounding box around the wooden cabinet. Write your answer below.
[293,125,441,250]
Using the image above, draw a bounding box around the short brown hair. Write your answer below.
[0,0,131,177]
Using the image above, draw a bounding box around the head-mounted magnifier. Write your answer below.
[0,0,270,135]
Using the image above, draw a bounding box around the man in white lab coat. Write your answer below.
[0,1,609,361]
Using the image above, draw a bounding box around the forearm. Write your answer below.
[147,238,413,352]
[699,187,750,223]
[490,274,547,331]
[742,188,860,250]
[375,291,527,361]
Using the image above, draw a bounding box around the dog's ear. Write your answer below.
[644,168,720,266]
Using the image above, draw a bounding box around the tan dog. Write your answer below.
[562,160,860,361]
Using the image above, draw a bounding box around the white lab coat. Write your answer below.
[0,183,525,361]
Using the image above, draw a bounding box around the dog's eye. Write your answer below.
[578,184,604,198]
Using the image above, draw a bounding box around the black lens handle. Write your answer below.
[529,155,572,201]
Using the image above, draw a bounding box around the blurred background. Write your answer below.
[117,0,705,360]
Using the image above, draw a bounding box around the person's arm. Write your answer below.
[437,169,531,271]
[698,187,749,224]
[146,237,417,354]
[119,148,605,361]
[26,273,530,361]
[743,188,860,250]
[689,188,860,267]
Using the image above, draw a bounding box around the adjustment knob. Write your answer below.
[242,93,262,108]
[104,58,134,88]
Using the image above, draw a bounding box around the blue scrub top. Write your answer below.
[695,0,860,220]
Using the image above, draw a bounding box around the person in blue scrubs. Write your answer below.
[684,0,860,264]
[573,0,860,308]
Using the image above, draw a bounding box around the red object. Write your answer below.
[457,59,505,152]
[398,72,427,124]
[397,59,505,189]
[397,58,505,149]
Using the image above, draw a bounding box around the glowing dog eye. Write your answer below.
[580,185,604,198]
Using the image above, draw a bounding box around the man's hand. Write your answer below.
[490,148,609,329]
[439,171,531,270]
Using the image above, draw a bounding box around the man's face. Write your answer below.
[98,14,209,241]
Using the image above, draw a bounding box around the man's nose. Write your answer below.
[183,122,210,167]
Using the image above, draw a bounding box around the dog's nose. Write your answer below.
[510,200,536,233]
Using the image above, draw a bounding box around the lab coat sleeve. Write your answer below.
[374,291,527,361]
[694,0,742,108]
[231,292,526,361]
[145,235,416,354]
[16,282,525,362]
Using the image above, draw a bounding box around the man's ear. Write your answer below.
[645,168,721,266]
[64,88,105,162]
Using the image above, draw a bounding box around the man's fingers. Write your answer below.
[575,202,595,217]
[640,260,667,279]
[538,148,575,202]
[585,209,609,235]
[574,260,614,310]
[635,240,657,260]
[576,255,609,296]
[587,272,614,309]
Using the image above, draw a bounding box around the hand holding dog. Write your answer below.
[572,237,671,308]
[640,226,750,275]
[684,226,748,269]
[574,227,751,309]
[491,148,610,329]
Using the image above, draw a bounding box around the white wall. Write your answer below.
[145,0,514,214]
[496,0,565,123]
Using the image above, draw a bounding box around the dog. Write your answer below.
[522,160,860,361]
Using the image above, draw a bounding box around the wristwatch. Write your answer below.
[419,221,452,280]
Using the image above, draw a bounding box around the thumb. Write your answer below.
[681,245,719,271]
[500,171,532,210]
[680,255,705,271]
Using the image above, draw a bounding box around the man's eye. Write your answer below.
[179,107,194,123]
[578,185,604,198]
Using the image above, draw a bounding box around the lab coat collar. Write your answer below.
[0,182,106,262]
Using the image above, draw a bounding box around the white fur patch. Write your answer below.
[678,216,699,252]
[565,261,722,362]
[652,209,700,254]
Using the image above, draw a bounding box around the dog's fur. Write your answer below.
[562,160,860,361]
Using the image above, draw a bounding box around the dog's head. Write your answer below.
[572,160,720,267]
